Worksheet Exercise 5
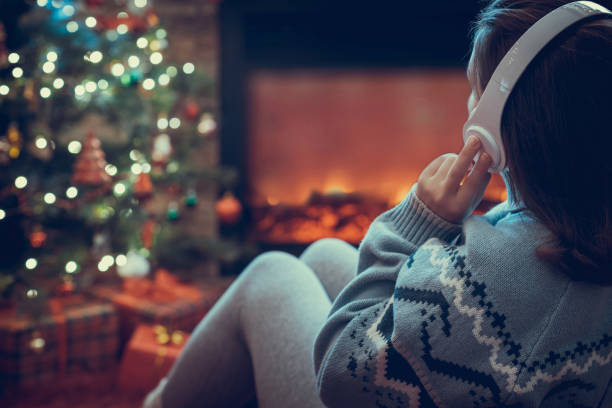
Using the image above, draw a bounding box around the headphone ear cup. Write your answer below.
[464,125,505,173]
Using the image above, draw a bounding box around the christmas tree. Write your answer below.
[0,0,245,312]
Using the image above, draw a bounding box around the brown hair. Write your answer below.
[470,0,612,284]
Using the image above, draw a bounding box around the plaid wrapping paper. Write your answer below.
[89,271,233,345]
[0,297,119,388]
[117,324,190,392]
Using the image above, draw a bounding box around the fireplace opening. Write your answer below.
[219,1,503,250]
[247,69,506,245]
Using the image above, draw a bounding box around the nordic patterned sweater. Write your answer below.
[313,189,612,408]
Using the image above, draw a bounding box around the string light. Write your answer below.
[141,163,151,173]
[85,81,97,92]
[15,176,28,189]
[68,140,82,154]
[65,261,78,274]
[8,53,20,64]
[134,0,148,8]
[0,209,5,220]
[25,258,38,270]
[150,52,163,65]
[136,37,148,48]
[66,21,79,33]
[157,117,168,129]
[12,67,24,78]
[62,4,75,17]
[182,62,195,74]
[53,78,64,89]
[98,254,114,272]
[169,118,181,129]
[117,12,128,18]
[198,114,217,134]
[74,84,85,97]
[66,186,78,198]
[155,28,167,39]
[128,55,140,68]
[166,66,178,77]
[42,61,55,73]
[115,254,127,266]
[97,79,109,90]
[43,193,56,204]
[129,150,141,161]
[46,51,58,62]
[26,288,38,298]
[111,63,125,77]
[113,182,127,196]
[142,78,155,90]
[0,85,9,95]
[51,0,61,7]
[85,16,97,28]
[149,40,161,51]
[158,73,170,86]
[37,0,48,6]
[117,24,128,35]
[130,163,142,174]
[104,164,117,176]
[35,137,48,149]
[40,87,51,98]
[88,51,103,63]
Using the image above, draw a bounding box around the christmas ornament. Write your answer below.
[29,228,47,248]
[166,200,179,221]
[215,192,242,225]
[6,123,22,159]
[58,275,75,296]
[133,172,153,200]
[117,250,150,278]
[184,187,197,207]
[183,100,199,121]
[71,131,112,186]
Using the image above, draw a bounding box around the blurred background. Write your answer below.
[0,0,505,406]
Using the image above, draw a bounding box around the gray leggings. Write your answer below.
[161,238,359,408]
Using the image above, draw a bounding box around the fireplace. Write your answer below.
[219,1,505,250]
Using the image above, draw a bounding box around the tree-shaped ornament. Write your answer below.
[71,131,112,186]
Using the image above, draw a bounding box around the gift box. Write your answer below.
[117,324,190,392]
[0,295,119,389]
[90,269,232,346]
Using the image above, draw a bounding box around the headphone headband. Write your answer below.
[463,1,612,173]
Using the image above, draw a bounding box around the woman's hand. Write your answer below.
[416,136,492,224]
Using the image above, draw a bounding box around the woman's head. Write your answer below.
[469,0,612,284]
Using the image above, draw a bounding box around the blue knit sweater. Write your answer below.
[313,189,612,407]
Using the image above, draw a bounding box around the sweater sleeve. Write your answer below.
[312,188,462,407]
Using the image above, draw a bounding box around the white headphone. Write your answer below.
[463,1,612,173]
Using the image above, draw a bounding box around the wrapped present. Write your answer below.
[90,269,232,346]
[117,324,190,392]
[0,295,119,389]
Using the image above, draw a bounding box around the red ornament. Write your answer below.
[133,173,154,200]
[71,131,112,186]
[30,230,47,248]
[215,192,242,225]
[184,101,200,121]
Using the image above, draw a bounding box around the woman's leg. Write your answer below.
[149,239,359,408]
[298,238,358,301]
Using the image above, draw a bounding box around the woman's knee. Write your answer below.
[240,251,322,301]
[301,238,353,261]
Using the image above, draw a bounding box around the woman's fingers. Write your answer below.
[459,152,492,199]
[448,136,482,185]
